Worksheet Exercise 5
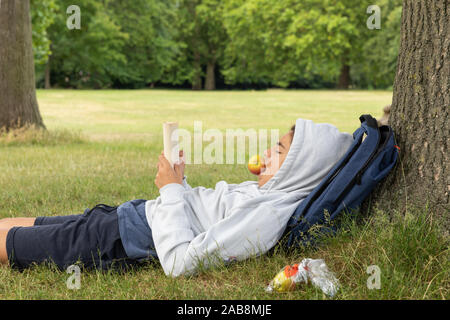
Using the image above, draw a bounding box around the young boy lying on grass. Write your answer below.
[0,118,353,277]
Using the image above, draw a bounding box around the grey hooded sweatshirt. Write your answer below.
[145,118,353,277]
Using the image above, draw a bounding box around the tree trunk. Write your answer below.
[0,0,45,130]
[192,51,202,90]
[337,63,351,89]
[204,60,216,91]
[367,0,449,228]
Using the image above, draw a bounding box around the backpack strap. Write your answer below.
[327,115,381,204]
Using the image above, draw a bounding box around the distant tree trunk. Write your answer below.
[192,51,202,90]
[44,55,51,89]
[204,60,216,91]
[337,63,350,89]
[0,0,45,130]
[367,0,449,228]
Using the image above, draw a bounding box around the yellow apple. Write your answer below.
[248,154,264,175]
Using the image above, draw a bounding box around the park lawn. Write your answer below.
[35,89,392,140]
[0,89,448,300]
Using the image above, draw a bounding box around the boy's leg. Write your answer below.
[0,206,116,266]
[0,204,116,229]
[0,218,36,229]
[3,206,134,271]
[34,204,116,226]
[0,228,10,265]
[0,216,81,228]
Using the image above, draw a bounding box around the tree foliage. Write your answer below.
[45,0,128,88]
[30,0,58,65]
[105,0,179,88]
[30,0,403,89]
[352,0,403,89]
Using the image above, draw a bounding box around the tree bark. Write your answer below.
[204,60,216,91]
[0,0,45,130]
[337,63,351,89]
[367,0,449,228]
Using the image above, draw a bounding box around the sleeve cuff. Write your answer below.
[159,183,185,203]
[182,175,189,188]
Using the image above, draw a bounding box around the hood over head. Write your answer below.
[259,118,353,200]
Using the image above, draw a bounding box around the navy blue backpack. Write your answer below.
[283,114,399,248]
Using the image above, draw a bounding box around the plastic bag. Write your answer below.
[265,258,339,297]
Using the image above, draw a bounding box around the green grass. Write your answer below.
[0,89,448,300]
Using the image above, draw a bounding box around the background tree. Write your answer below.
[223,0,377,89]
[222,0,300,87]
[30,0,58,89]
[0,0,45,130]
[369,0,449,226]
[283,0,371,89]
[28,0,405,90]
[165,0,227,90]
[196,0,228,90]
[46,0,128,89]
[164,0,203,90]
[352,0,402,89]
[105,0,178,88]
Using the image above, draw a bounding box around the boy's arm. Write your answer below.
[152,185,287,277]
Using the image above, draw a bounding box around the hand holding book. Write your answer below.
[155,150,185,190]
